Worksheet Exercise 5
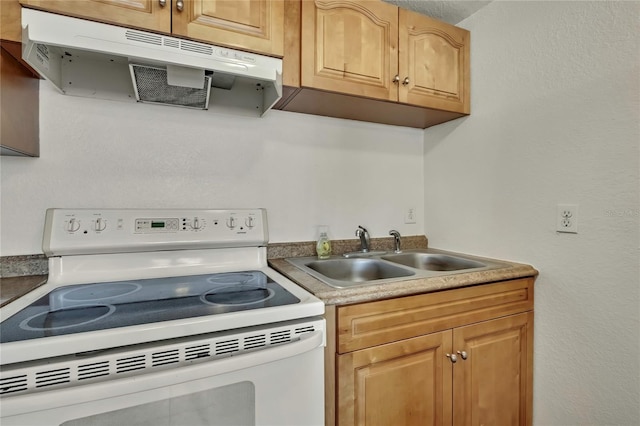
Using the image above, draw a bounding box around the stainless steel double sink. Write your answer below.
[285,249,508,289]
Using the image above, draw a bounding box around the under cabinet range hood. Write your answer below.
[21,9,283,116]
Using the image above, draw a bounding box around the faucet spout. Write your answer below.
[355,226,370,253]
[389,230,402,253]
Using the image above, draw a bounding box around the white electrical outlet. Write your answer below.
[557,204,578,233]
[404,207,417,224]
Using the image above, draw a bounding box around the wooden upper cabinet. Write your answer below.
[19,0,171,33]
[2,0,24,42]
[173,0,284,56]
[399,8,470,114]
[301,0,398,101]
[18,0,284,57]
[285,0,471,126]
[1,45,39,157]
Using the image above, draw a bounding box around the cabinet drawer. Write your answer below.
[337,278,534,353]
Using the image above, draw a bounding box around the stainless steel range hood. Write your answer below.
[21,9,283,116]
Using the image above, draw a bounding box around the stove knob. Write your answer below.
[193,217,201,230]
[67,218,81,233]
[226,217,236,229]
[245,217,254,229]
[95,218,107,232]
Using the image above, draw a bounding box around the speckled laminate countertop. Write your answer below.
[0,275,48,307]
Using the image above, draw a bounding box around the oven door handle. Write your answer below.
[224,329,324,372]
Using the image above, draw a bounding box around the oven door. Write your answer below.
[0,322,325,426]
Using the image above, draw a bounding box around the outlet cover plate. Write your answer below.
[404,207,417,224]
[557,204,578,233]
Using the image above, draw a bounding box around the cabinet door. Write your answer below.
[172,0,284,56]
[398,8,469,113]
[337,331,452,426]
[19,0,171,33]
[301,0,398,101]
[2,0,22,42]
[452,312,533,426]
[1,46,39,156]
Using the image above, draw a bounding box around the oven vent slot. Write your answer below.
[78,361,110,380]
[35,368,71,388]
[243,334,266,350]
[270,330,292,345]
[116,354,146,373]
[185,344,210,360]
[152,349,180,367]
[215,339,240,355]
[0,375,28,395]
[294,325,315,335]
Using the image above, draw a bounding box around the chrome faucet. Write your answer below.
[355,226,370,253]
[389,230,402,253]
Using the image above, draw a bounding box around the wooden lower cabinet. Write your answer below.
[453,312,533,426]
[333,278,535,426]
[338,331,453,426]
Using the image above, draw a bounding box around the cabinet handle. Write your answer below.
[392,75,400,84]
[457,350,468,360]
[159,0,166,7]
[402,77,410,86]
[176,0,184,12]
[446,353,458,363]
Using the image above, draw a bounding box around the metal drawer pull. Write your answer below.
[176,0,184,11]
[393,75,400,84]
[402,77,410,85]
[446,353,458,363]
[457,350,468,360]
[159,0,166,7]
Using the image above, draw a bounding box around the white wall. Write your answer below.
[423,1,639,425]
[0,85,424,255]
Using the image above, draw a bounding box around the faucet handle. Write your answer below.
[389,230,402,253]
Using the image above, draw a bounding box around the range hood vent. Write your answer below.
[21,9,283,116]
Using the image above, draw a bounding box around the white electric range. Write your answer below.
[0,208,325,426]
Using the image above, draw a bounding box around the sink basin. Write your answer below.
[285,250,507,289]
[288,258,415,288]
[381,253,486,271]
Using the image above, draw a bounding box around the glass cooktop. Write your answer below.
[0,271,300,343]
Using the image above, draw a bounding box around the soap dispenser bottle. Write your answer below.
[316,225,332,260]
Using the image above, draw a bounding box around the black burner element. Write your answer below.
[20,305,115,331]
[201,287,275,306]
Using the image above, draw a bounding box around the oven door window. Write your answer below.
[61,382,254,426]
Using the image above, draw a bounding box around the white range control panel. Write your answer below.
[43,209,268,256]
